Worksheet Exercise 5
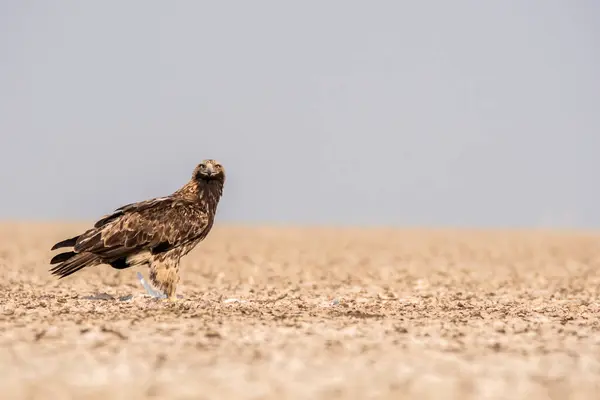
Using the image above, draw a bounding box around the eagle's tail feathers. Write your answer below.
[50,251,76,265]
[51,235,80,251]
[49,253,99,279]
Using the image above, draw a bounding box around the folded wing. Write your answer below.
[50,197,210,278]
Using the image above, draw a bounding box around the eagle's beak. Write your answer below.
[206,164,215,176]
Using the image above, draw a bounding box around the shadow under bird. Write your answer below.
[49,159,226,302]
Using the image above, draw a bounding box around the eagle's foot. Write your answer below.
[160,294,184,302]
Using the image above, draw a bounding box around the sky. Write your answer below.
[1,1,599,228]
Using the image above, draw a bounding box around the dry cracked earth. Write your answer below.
[1,223,600,399]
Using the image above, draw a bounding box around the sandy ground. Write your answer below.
[1,223,600,399]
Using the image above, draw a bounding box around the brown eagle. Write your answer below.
[49,159,225,302]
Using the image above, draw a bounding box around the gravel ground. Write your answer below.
[1,223,600,399]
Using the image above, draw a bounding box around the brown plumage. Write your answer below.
[49,159,225,301]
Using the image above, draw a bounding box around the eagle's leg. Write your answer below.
[149,255,181,302]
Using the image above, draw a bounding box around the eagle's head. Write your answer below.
[194,159,225,184]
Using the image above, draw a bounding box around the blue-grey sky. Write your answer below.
[1,1,599,227]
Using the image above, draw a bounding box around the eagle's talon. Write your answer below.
[158,296,181,304]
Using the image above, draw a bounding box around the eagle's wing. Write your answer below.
[93,197,172,228]
[75,197,210,260]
